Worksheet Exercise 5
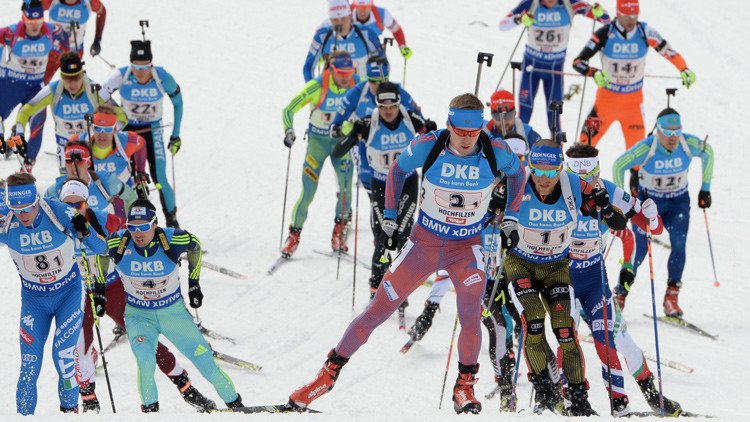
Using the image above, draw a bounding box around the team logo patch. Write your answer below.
[516,278,532,289]
[382,280,399,301]
[131,207,147,216]
[462,273,482,287]
[135,336,145,343]
[559,328,570,339]
[20,328,34,345]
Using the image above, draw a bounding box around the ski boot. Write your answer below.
[637,375,682,416]
[407,300,439,341]
[80,382,100,413]
[612,396,632,417]
[567,382,597,416]
[141,402,159,413]
[331,217,350,253]
[495,373,515,412]
[529,370,565,414]
[663,281,683,317]
[170,370,216,412]
[453,363,481,414]
[289,349,349,409]
[164,209,180,229]
[226,393,244,409]
[281,226,302,258]
[60,406,79,413]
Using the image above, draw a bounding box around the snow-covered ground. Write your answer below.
[0,0,746,420]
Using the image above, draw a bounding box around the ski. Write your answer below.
[312,249,372,270]
[102,326,127,353]
[210,403,321,414]
[267,256,289,275]
[485,385,501,399]
[400,338,415,354]
[213,350,262,372]
[201,260,248,280]
[200,326,236,345]
[580,334,694,373]
[644,314,718,340]
[629,410,715,418]
[652,237,672,249]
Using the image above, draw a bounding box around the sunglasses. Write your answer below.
[658,125,681,137]
[93,124,115,134]
[126,217,156,233]
[131,63,152,71]
[529,164,562,178]
[449,123,482,137]
[22,16,43,25]
[9,196,39,214]
[491,108,516,121]
[61,73,83,82]
[331,67,355,77]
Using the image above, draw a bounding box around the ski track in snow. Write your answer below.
[0,0,746,420]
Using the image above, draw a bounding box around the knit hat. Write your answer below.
[130,40,152,62]
[328,0,350,18]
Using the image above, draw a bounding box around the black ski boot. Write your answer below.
[568,382,597,416]
[637,375,682,416]
[60,406,78,413]
[141,402,159,413]
[407,300,439,341]
[226,393,244,409]
[612,396,632,417]
[529,370,564,414]
[164,209,180,228]
[80,382,100,413]
[170,370,216,412]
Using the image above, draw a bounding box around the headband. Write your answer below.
[529,145,563,167]
[60,179,89,201]
[447,107,484,130]
[7,184,37,207]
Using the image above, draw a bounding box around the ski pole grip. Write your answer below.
[510,61,522,70]
[477,52,494,67]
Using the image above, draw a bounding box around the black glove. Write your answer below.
[92,290,106,317]
[71,213,90,237]
[618,263,635,294]
[330,125,344,138]
[382,218,399,251]
[424,118,438,132]
[698,190,711,209]
[90,38,101,56]
[135,172,151,184]
[628,168,639,196]
[168,136,182,155]
[500,219,519,249]
[591,186,613,217]
[488,185,507,215]
[283,128,296,148]
[188,280,203,308]
[351,119,367,137]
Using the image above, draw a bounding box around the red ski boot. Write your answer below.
[453,363,482,414]
[289,349,349,409]
[281,226,302,258]
[663,283,683,317]
[331,217,349,252]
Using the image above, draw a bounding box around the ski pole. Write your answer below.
[279,144,293,249]
[575,19,597,139]
[438,314,460,409]
[645,223,665,416]
[6,137,30,173]
[703,210,720,287]
[336,164,349,280]
[510,61,522,98]
[95,53,116,69]
[495,27,527,91]
[80,250,116,413]
[598,210,614,415]
[352,178,360,314]
[139,20,149,41]
[603,234,616,261]
[475,52,494,96]
[170,151,176,203]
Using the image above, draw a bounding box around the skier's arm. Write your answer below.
[90,0,107,42]
[160,70,183,138]
[124,132,148,173]
[172,229,202,281]
[644,24,687,71]
[525,124,542,148]
[571,0,611,24]
[685,134,714,191]
[579,180,627,230]
[612,227,634,263]
[99,69,124,103]
[15,86,53,134]
[331,118,369,158]
[303,29,327,82]
[384,132,437,218]
[399,87,422,117]
[407,110,427,134]
[492,139,525,221]
[498,0,533,30]
[382,9,406,46]
[54,201,107,254]
[612,140,650,189]
[282,79,321,131]
[572,25,610,76]
[331,85,362,127]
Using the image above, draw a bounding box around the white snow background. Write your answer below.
[0,0,747,420]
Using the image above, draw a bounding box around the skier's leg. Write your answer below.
[290,134,329,229]
[124,305,161,407]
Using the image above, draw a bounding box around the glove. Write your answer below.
[90,38,101,56]
[499,219,519,249]
[518,12,535,27]
[698,190,711,209]
[188,280,203,308]
[592,185,613,217]
[71,213,90,237]
[618,262,635,293]
[0,134,5,155]
[640,198,658,219]
[92,290,106,317]
[330,125,344,138]
[382,218,399,251]
[399,45,413,60]
[168,136,181,155]
[8,134,28,158]
[680,68,696,89]
[135,172,151,185]
[351,119,366,137]
[593,69,611,88]
[591,2,605,18]
[283,128,296,148]
[424,118,437,132]
[487,185,507,216]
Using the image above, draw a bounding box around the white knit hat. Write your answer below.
[60,179,89,202]
[328,0,350,18]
